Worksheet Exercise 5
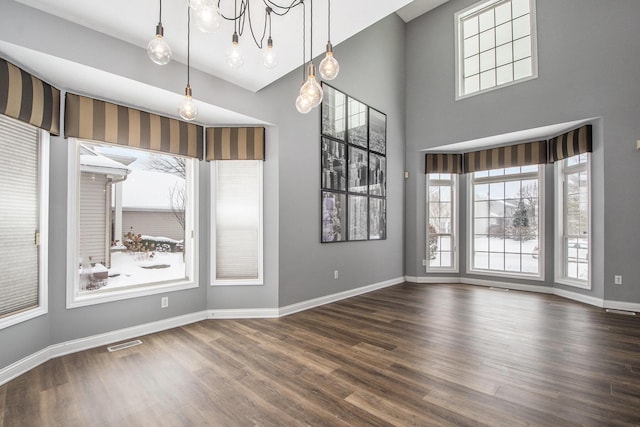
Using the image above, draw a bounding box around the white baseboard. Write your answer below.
[406,275,466,284]
[279,276,405,317]
[0,310,208,387]
[463,277,553,295]
[604,299,640,313]
[553,288,604,308]
[209,308,279,319]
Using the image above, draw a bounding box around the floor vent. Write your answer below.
[489,287,509,292]
[107,339,143,352]
[605,309,637,316]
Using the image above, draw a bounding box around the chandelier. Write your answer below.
[147,0,339,116]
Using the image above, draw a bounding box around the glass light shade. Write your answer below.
[193,4,221,33]
[319,51,339,80]
[147,34,172,65]
[295,94,312,114]
[187,0,207,10]
[179,91,198,121]
[227,42,245,69]
[263,46,277,69]
[300,64,323,108]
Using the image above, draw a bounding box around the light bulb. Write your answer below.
[226,33,245,69]
[300,63,323,108]
[296,94,312,114]
[187,0,206,10]
[193,4,221,33]
[263,37,277,69]
[319,43,339,80]
[147,25,172,65]
[178,86,198,121]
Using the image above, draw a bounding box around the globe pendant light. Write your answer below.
[319,0,339,80]
[147,0,172,65]
[179,7,198,121]
[262,8,277,69]
[227,32,245,69]
[193,0,221,33]
[297,0,322,111]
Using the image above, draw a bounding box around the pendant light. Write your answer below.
[147,0,172,65]
[263,7,278,69]
[193,0,221,33]
[298,0,322,110]
[179,7,198,121]
[295,1,311,113]
[319,0,339,80]
[226,0,245,69]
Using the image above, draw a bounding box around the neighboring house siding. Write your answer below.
[79,172,109,267]
[120,210,184,242]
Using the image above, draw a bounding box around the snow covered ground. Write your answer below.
[81,251,186,291]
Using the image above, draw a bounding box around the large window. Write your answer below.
[67,140,198,307]
[0,115,48,329]
[469,165,543,278]
[555,154,590,288]
[456,0,537,98]
[426,173,458,272]
[212,161,263,285]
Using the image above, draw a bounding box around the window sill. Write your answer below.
[467,268,544,282]
[66,279,199,309]
[554,277,591,290]
[0,306,48,331]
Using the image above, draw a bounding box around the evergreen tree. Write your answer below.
[511,199,531,241]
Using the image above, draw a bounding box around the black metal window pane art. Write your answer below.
[321,86,346,141]
[348,195,368,241]
[321,137,347,191]
[322,191,346,243]
[348,146,368,193]
[369,108,386,155]
[369,153,386,196]
[347,97,367,148]
[320,84,386,242]
[369,197,386,240]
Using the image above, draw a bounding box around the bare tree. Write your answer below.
[146,155,186,178]
[146,154,186,231]
[169,182,185,231]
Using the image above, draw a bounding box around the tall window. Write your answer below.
[426,173,458,272]
[212,161,263,285]
[0,115,48,329]
[469,166,543,278]
[456,0,537,98]
[67,140,197,307]
[555,154,590,287]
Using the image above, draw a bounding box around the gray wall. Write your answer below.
[0,1,405,370]
[405,0,640,302]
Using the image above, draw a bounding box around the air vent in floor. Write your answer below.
[107,339,143,352]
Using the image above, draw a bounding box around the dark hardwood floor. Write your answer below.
[2,282,640,426]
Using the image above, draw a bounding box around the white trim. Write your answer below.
[406,275,461,284]
[425,174,459,274]
[209,308,279,319]
[553,287,603,308]
[66,140,200,308]
[279,277,405,317]
[604,299,640,313]
[0,311,208,387]
[463,276,552,294]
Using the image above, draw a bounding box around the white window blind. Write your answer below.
[0,114,40,318]
[215,161,262,282]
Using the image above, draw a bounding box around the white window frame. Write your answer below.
[467,165,545,280]
[426,173,459,273]
[455,0,539,100]
[0,128,49,330]
[554,154,591,289]
[210,161,264,286]
[66,139,199,308]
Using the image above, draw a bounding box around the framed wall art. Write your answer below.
[320,83,387,243]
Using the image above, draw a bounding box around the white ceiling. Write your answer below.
[13,0,447,93]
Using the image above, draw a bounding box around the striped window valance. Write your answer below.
[425,153,463,174]
[205,127,265,161]
[0,57,60,135]
[464,140,547,173]
[548,125,592,162]
[65,93,203,158]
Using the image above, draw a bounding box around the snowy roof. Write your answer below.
[80,144,130,175]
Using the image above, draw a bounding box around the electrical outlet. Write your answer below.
[614,275,623,285]
[334,270,339,279]
[161,296,168,308]
[422,259,426,266]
